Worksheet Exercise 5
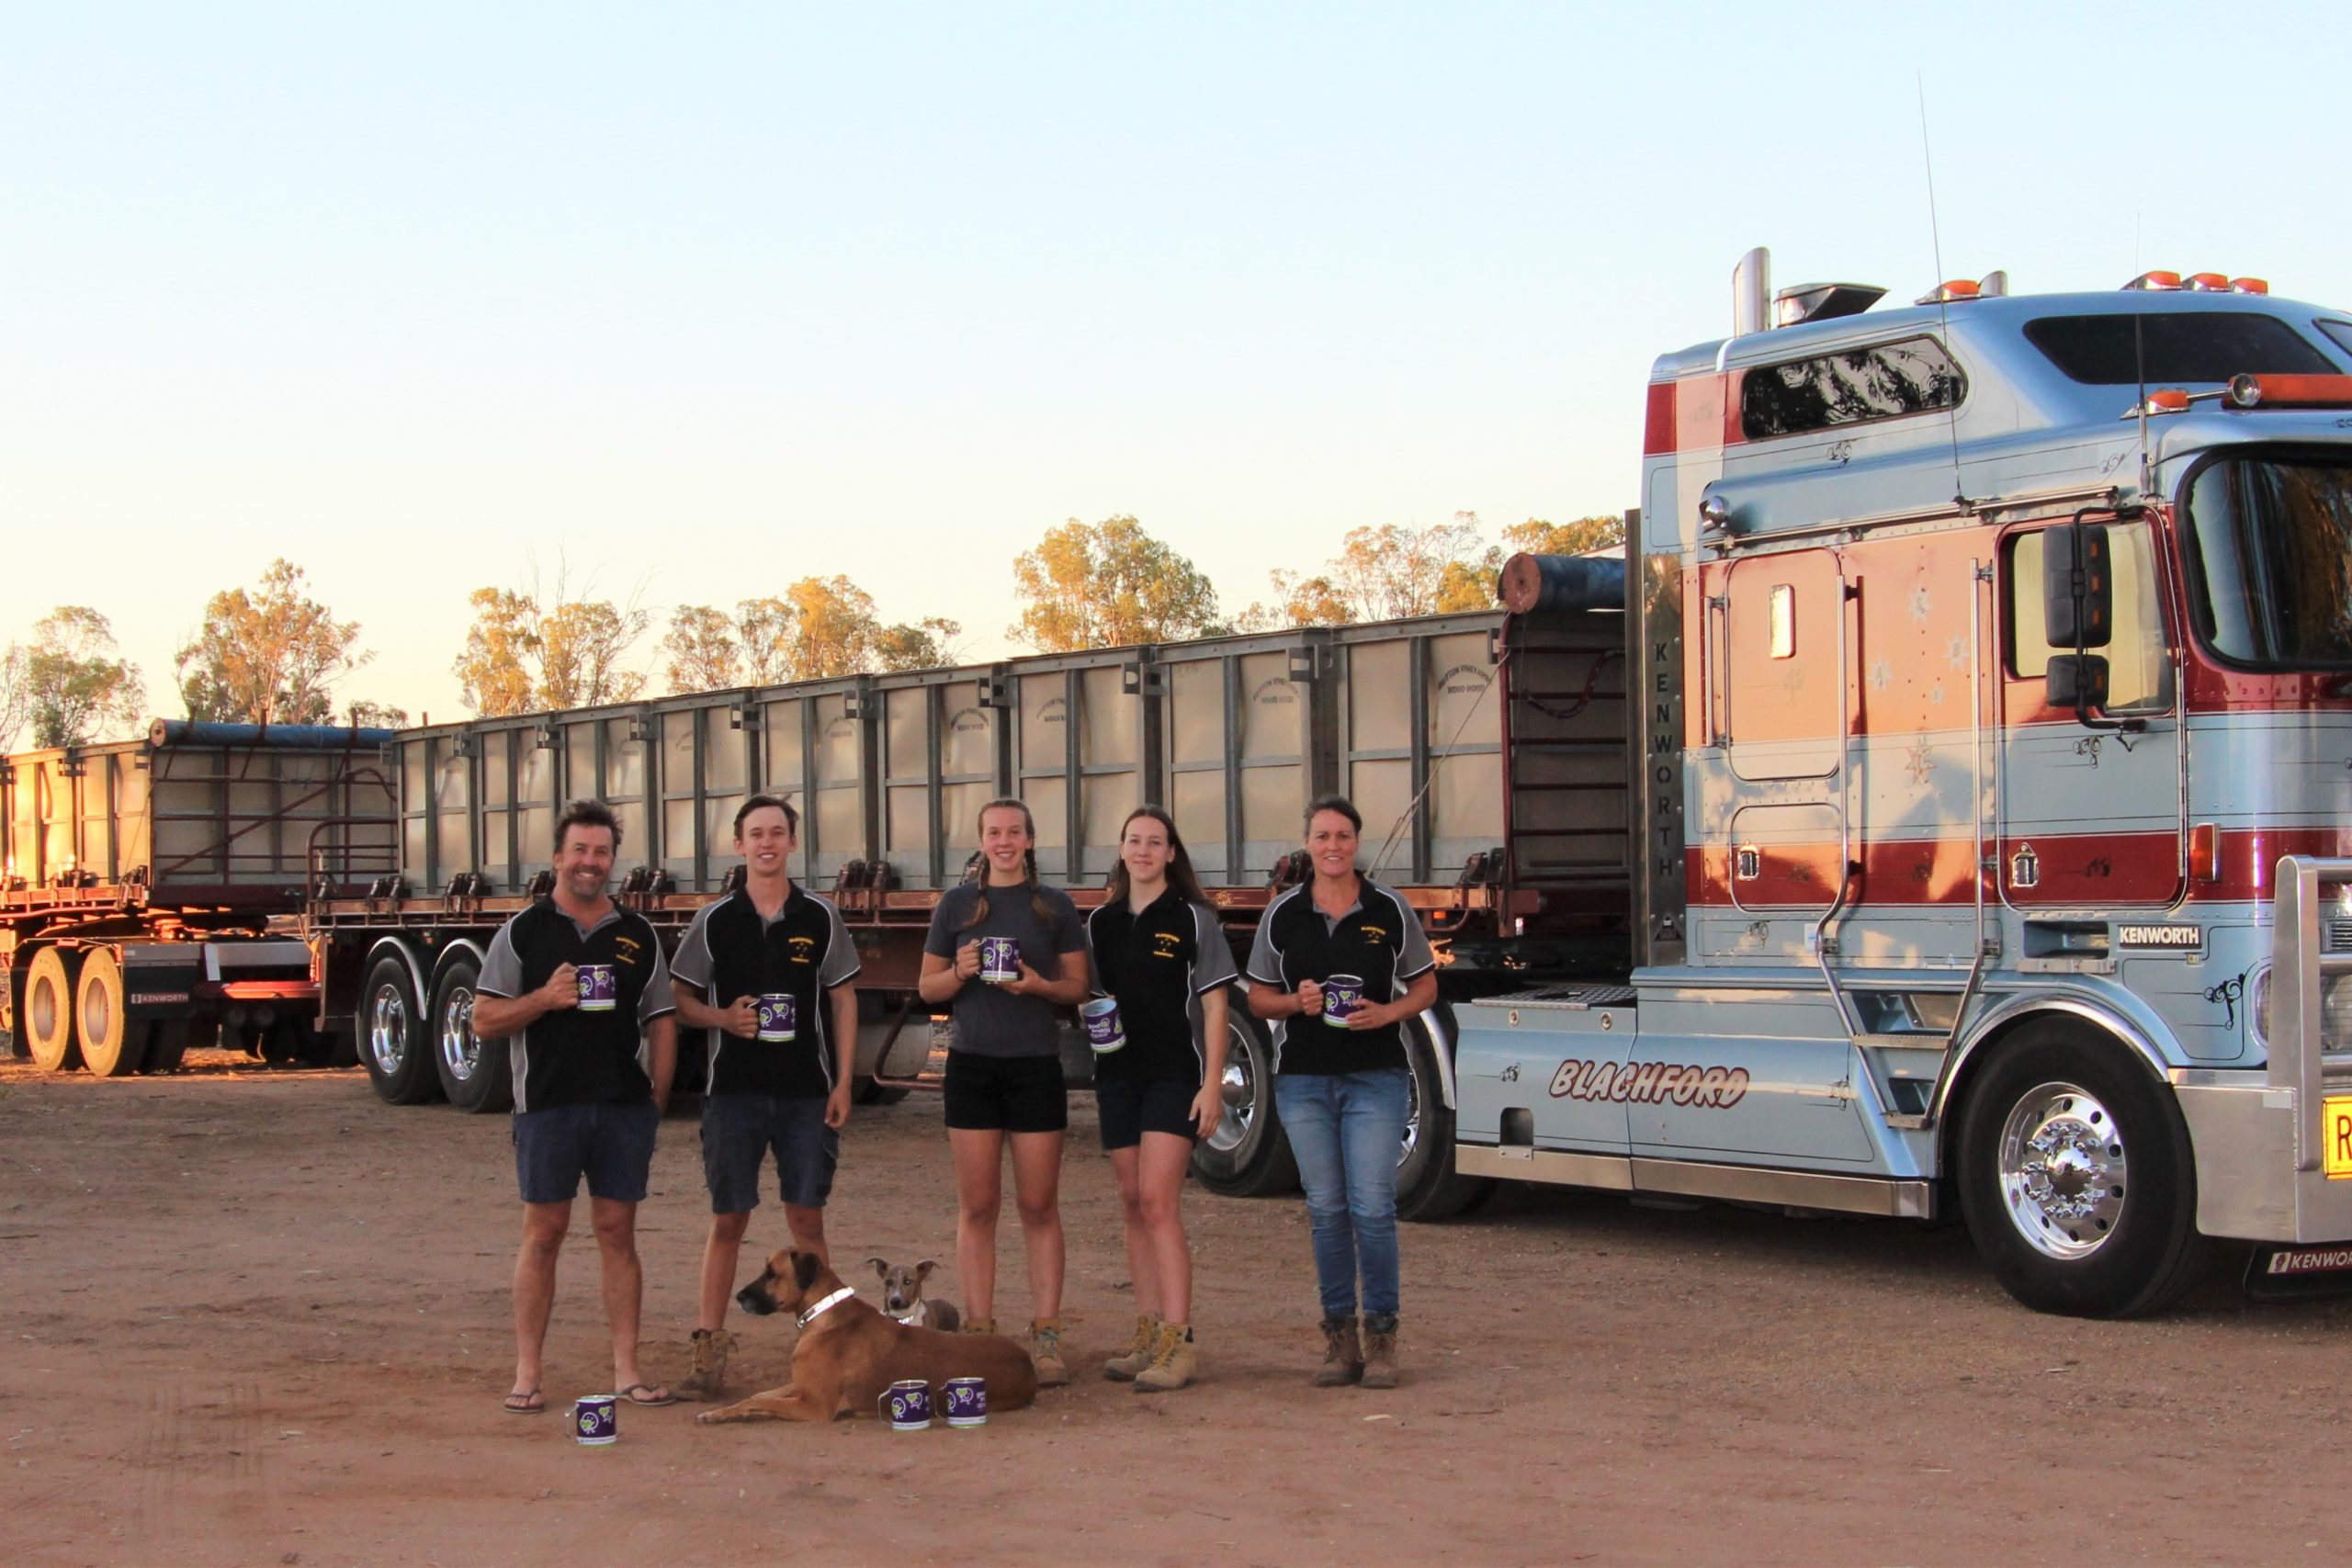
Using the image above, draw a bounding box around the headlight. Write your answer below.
[2249,964,2271,1050]
[2325,972,2352,1050]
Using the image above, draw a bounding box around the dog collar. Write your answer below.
[797,1286,858,1330]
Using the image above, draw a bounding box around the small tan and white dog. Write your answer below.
[865,1257,960,1333]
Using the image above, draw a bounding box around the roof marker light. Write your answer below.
[1915,278,1981,305]
[2140,389,2191,416]
[2220,375,2352,411]
[2232,276,2269,295]
[2187,272,2232,292]
[2123,270,2184,291]
[2228,375,2263,409]
[1978,270,2009,298]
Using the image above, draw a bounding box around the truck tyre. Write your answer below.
[360,952,440,1105]
[1955,1021,2208,1318]
[74,948,141,1077]
[431,953,512,1113]
[1192,1011,1299,1197]
[141,1020,208,1074]
[24,948,82,1072]
[1397,1011,1496,1222]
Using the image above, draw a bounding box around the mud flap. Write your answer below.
[2244,1244,2352,1300]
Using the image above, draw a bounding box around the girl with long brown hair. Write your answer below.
[915,797,1090,1384]
[1085,806,1235,1391]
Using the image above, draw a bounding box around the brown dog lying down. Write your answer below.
[697,1249,1040,1425]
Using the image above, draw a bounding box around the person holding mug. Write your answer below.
[1083,806,1235,1393]
[1245,795,1437,1389]
[917,797,1090,1385]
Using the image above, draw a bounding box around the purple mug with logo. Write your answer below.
[573,1393,617,1445]
[1080,997,1125,1054]
[756,993,797,1043]
[1321,973,1366,1028]
[942,1376,986,1427]
[978,936,1020,985]
[576,964,618,1012]
[879,1379,932,1430]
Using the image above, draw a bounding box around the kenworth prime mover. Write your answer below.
[22,253,2352,1317]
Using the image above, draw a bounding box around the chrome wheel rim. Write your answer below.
[368,983,411,1076]
[1399,1059,1420,1168]
[437,984,479,1083]
[1997,1079,2127,1260]
[1208,1021,1259,1154]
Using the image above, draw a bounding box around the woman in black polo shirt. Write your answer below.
[1245,795,1438,1391]
[1085,806,1235,1393]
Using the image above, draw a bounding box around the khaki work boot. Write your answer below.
[962,1316,997,1335]
[1360,1313,1400,1389]
[1029,1318,1070,1387]
[677,1327,737,1402]
[1102,1313,1161,1382]
[1132,1323,1196,1393]
[1312,1315,1363,1387]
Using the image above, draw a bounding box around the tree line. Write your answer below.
[2,511,1624,747]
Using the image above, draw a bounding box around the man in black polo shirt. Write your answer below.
[475,799,679,1416]
[668,795,860,1402]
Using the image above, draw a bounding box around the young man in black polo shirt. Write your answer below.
[668,795,860,1402]
[475,799,679,1416]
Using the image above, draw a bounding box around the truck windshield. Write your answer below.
[2181,456,2352,668]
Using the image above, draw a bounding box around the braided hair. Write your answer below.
[954,796,1059,930]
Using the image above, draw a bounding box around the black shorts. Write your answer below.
[943,1051,1068,1134]
[700,1093,839,1213]
[512,1098,660,1205]
[1095,1076,1201,1150]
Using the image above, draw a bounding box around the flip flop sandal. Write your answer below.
[618,1382,676,1407]
[503,1389,546,1416]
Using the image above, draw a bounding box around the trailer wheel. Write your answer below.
[1397,1012,1496,1222]
[141,1020,206,1074]
[74,948,141,1077]
[24,948,82,1072]
[1955,1021,2208,1318]
[360,953,440,1105]
[1192,1011,1299,1197]
[432,953,512,1113]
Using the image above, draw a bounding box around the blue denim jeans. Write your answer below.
[1273,1067,1408,1319]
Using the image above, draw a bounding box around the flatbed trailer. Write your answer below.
[306,604,1635,1213]
[2,720,395,1074]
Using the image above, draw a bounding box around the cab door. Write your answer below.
[1996,517,2185,909]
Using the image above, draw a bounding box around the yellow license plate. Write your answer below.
[2327,1097,2352,1180]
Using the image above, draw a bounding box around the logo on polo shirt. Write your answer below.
[614,935,644,964]
[789,935,818,964]
[1359,924,1387,943]
[1151,931,1183,960]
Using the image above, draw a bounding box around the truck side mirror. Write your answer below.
[2044,523,2112,649]
[2045,653,2109,710]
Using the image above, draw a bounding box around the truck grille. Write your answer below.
[2325,919,2352,954]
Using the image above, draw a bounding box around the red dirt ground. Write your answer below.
[4,1050,2346,1566]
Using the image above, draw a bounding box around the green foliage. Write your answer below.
[1009,516,1224,652]
[1502,514,1628,557]
[2,607,145,749]
[660,584,960,693]
[453,573,650,716]
[176,559,372,725]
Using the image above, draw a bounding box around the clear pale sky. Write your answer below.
[6,2,2346,728]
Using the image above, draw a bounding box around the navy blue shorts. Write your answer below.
[512,1099,660,1205]
[942,1051,1068,1134]
[700,1093,840,1213]
[1095,1076,1202,1150]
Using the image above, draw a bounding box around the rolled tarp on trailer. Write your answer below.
[148,719,399,751]
[1498,552,1627,616]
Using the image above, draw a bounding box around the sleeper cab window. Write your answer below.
[1738,336,1966,441]
[1769,584,1795,659]
[2003,522,2173,712]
